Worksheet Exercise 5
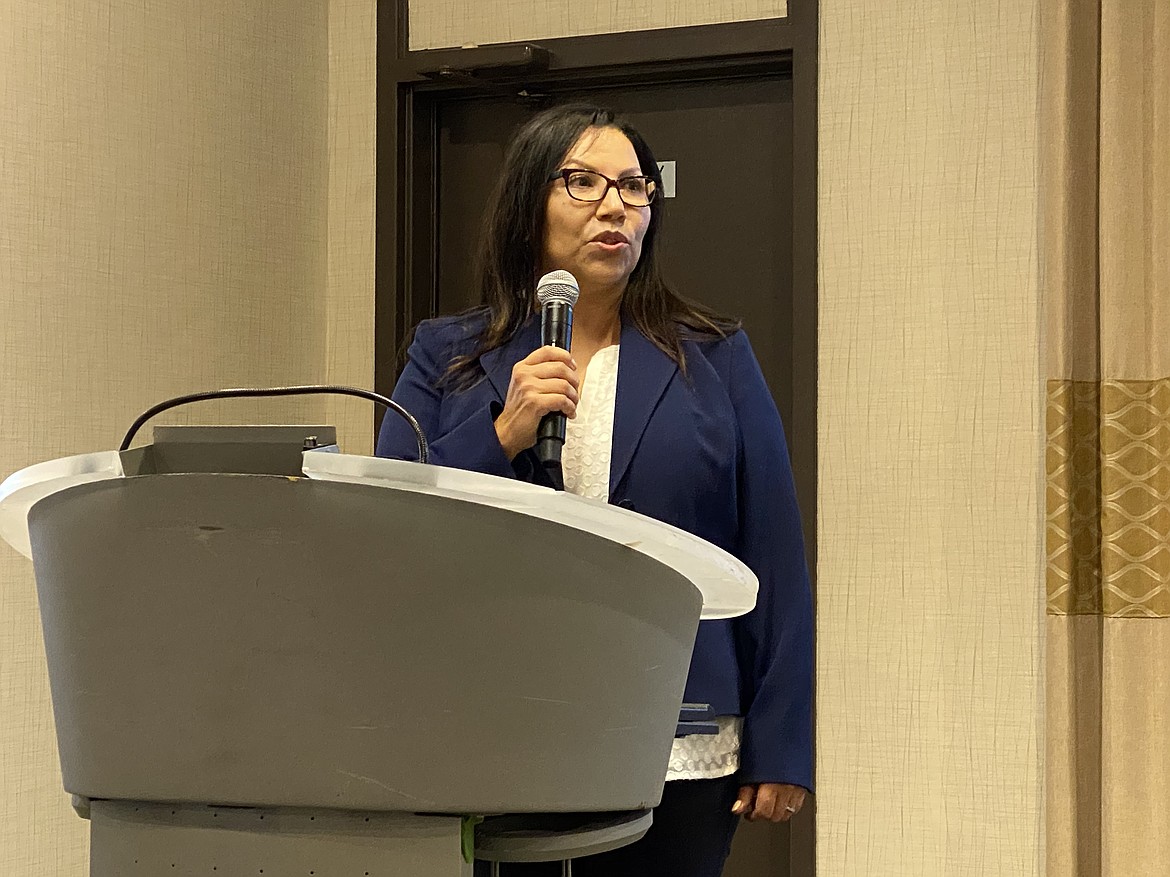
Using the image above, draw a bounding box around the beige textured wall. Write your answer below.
[408,0,787,51]
[327,0,377,453]
[0,0,379,871]
[817,2,1045,875]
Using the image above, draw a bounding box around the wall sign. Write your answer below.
[657,161,676,198]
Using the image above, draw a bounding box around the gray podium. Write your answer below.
[0,426,757,876]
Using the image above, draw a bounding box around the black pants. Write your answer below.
[475,775,742,877]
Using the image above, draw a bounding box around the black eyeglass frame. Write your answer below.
[548,168,660,207]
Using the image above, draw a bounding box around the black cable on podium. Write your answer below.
[119,385,428,464]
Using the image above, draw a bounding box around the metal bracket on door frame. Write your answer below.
[410,44,552,99]
[412,43,550,80]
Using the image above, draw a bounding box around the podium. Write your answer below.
[0,425,756,875]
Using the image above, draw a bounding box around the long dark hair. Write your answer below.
[446,103,739,387]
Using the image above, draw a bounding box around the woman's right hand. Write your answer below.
[494,346,579,460]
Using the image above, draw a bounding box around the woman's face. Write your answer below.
[540,126,652,297]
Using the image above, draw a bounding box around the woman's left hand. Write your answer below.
[731,783,807,822]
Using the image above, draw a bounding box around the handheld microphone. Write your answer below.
[534,269,579,485]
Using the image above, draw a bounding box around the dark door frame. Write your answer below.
[375,4,818,873]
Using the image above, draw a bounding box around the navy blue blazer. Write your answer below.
[376,312,813,791]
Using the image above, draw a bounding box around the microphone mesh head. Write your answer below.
[536,270,580,307]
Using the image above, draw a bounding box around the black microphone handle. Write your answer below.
[535,301,574,479]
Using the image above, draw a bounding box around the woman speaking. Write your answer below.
[376,104,813,877]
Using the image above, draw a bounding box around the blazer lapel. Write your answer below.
[479,315,541,402]
[610,321,678,495]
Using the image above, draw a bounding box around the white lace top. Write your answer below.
[562,344,742,781]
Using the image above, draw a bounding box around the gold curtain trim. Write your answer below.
[1048,378,1170,616]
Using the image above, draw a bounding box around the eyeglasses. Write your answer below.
[549,168,658,207]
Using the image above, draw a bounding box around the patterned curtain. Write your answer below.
[1044,1,1170,873]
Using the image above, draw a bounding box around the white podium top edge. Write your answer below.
[0,451,758,620]
[0,451,126,560]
